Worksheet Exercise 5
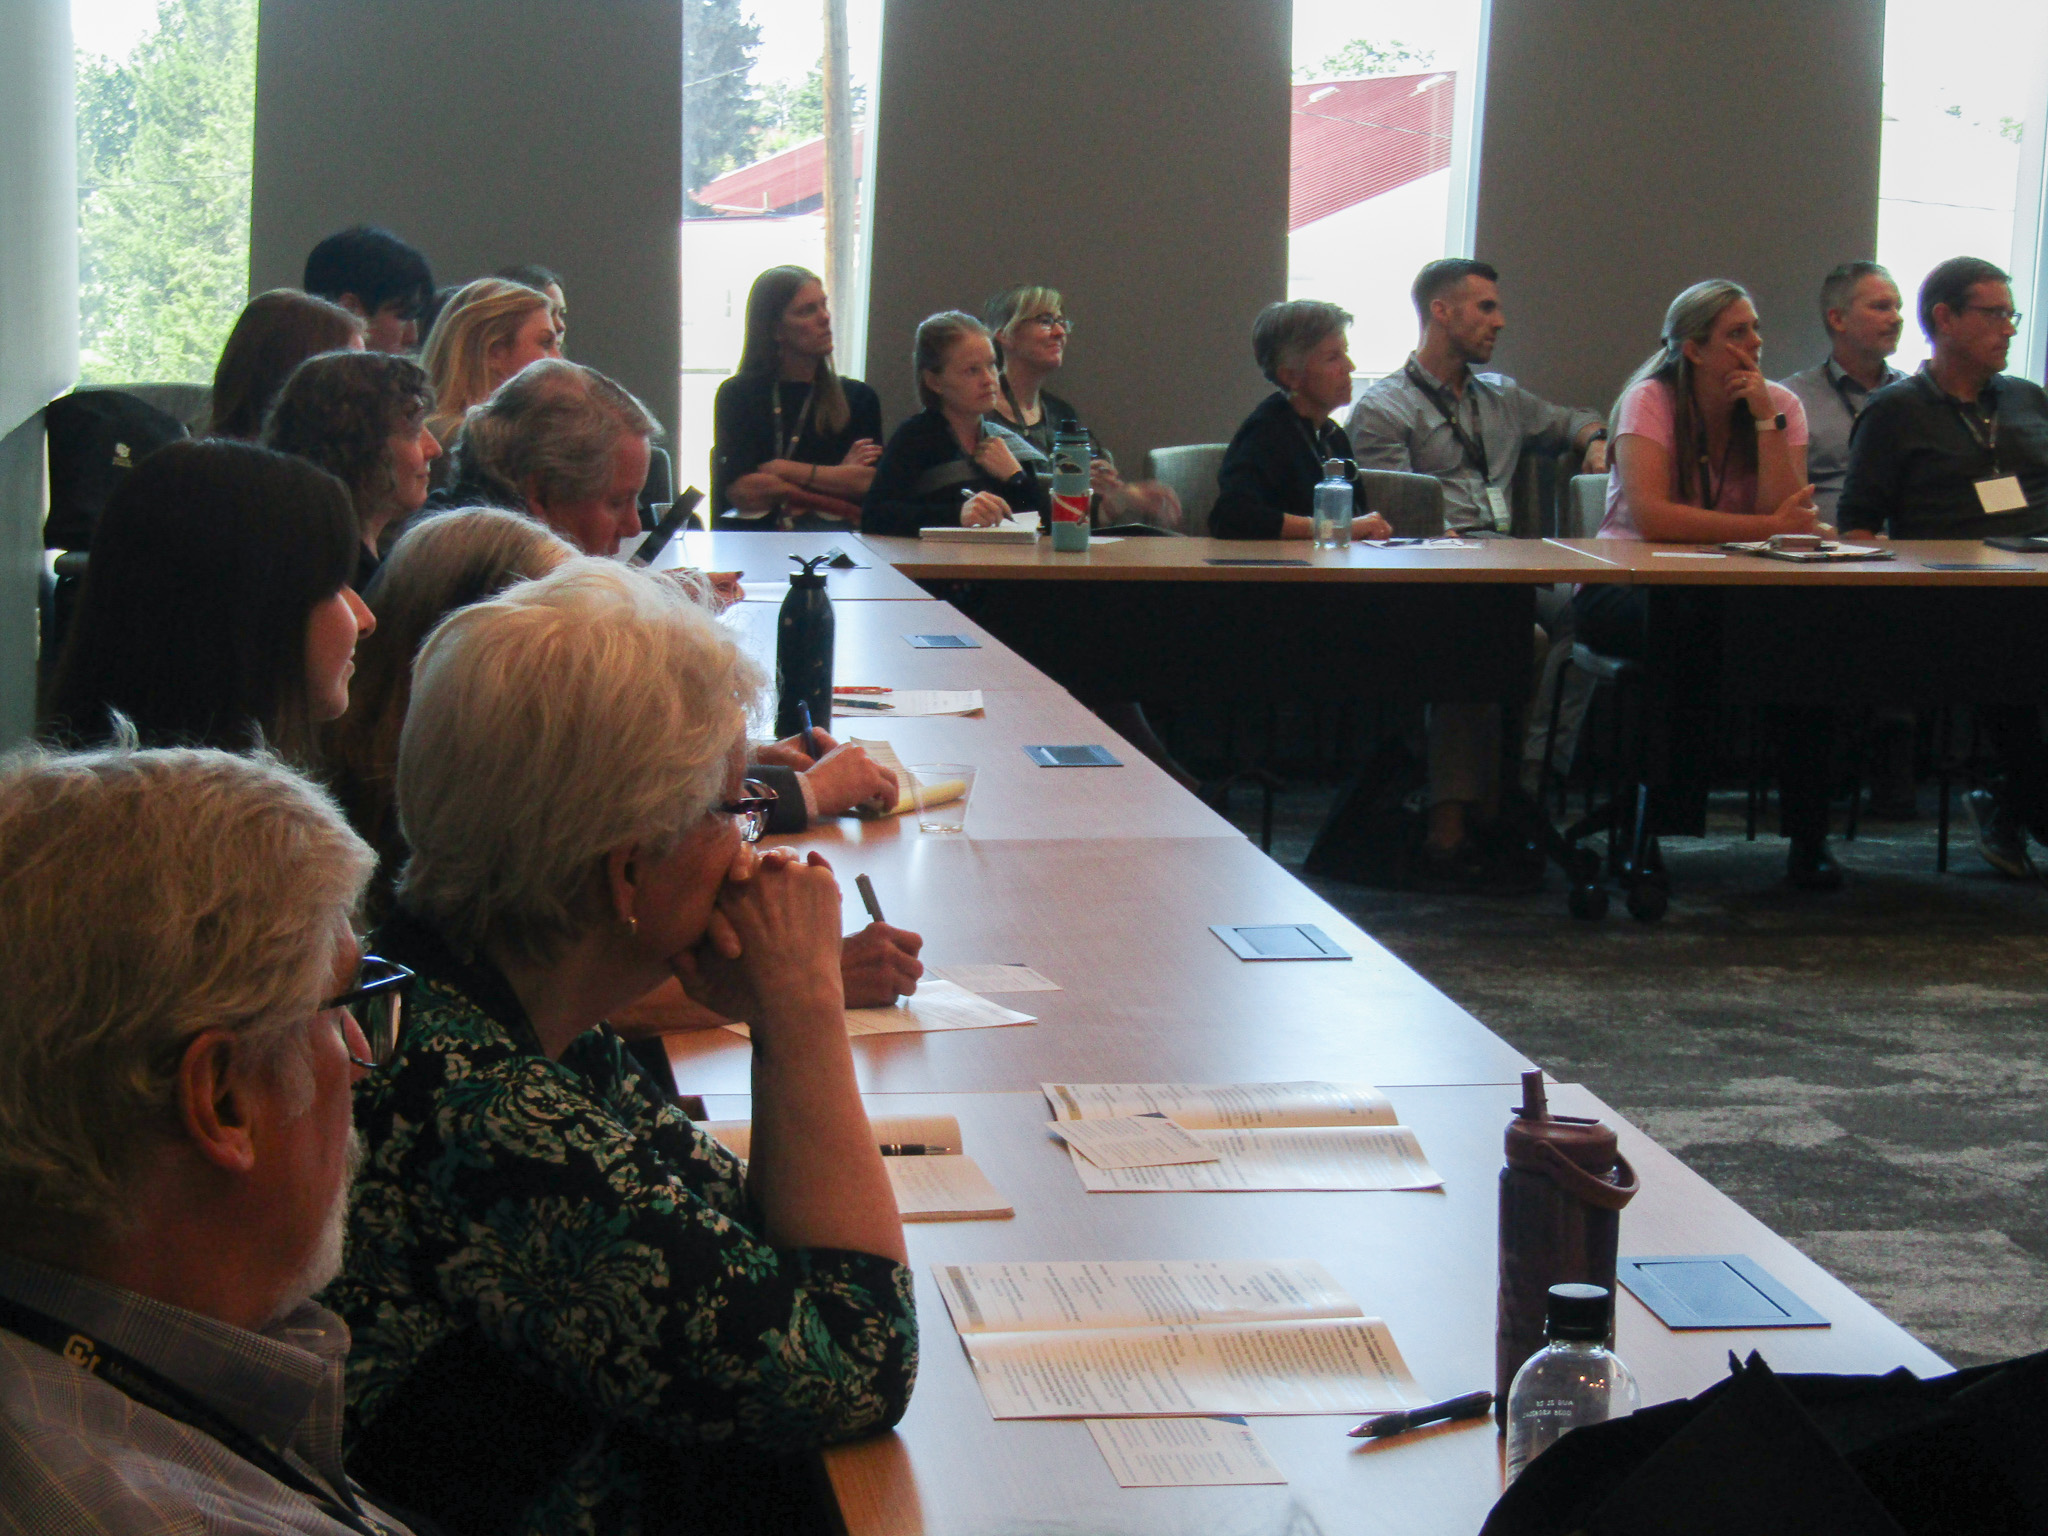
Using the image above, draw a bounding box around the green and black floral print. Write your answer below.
[325,912,916,1536]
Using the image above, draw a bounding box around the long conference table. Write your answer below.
[649,530,1997,1535]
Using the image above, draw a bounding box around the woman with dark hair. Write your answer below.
[711,265,883,526]
[265,349,440,588]
[982,283,1181,528]
[1575,279,1840,888]
[207,289,364,439]
[44,439,373,767]
[860,311,1050,537]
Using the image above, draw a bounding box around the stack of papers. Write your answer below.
[934,1259,1419,1418]
[697,1112,1013,1221]
[1041,1082,1440,1192]
[919,518,1040,543]
[832,689,985,718]
[721,978,1035,1040]
[848,737,968,818]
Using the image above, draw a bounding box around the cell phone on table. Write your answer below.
[629,487,705,568]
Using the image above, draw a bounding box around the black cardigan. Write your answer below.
[860,408,1050,536]
[1210,391,1356,540]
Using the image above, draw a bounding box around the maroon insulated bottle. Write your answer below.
[1495,1071,1639,1426]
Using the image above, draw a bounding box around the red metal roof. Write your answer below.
[693,129,866,215]
[1290,71,1455,231]
[692,72,1453,227]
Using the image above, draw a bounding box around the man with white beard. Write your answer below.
[0,746,417,1536]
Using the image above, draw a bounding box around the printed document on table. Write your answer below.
[1042,1081,1396,1130]
[722,979,1033,1039]
[1087,1416,1286,1487]
[1069,1125,1442,1192]
[930,964,1062,993]
[886,1155,1012,1221]
[832,689,985,718]
[1049,1114,1218,1169]
[963,1316,1420,1418]
[934,1260,1362,1335]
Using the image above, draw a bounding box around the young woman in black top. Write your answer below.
[711,265,883,527]
[862,312,1049,536]
[44,439,374,767]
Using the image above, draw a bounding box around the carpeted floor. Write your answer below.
[1215,779,2048,1370]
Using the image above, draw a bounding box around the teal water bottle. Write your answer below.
[1050,420,1091,552]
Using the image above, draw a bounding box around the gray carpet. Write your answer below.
[1218,782,2048,1371]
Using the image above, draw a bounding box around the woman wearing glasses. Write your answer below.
[982,284,1182,528]
[327,558,914,1536]
[711,265,884,527]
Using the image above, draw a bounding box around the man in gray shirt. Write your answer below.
[1777,261,1907,524]
[1349,258,1608,533]
[0,748,413,1536]
[1348,261,1608,877]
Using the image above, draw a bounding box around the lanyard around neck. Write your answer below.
[0,1293,394,1536]
[1406,360,1489,480]
[770,381,817,461]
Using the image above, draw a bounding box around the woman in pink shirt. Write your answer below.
[1575,280,1840,890]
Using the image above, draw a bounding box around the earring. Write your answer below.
[625,914,639,937]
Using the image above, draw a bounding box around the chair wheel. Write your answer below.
[1568,884,1609,921]
[1626,882,1668,923]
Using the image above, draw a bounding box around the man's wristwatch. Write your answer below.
[1754,412,1786,432]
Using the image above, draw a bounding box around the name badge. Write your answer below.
[1976,475,2027,514]
[1485,486,1511,527]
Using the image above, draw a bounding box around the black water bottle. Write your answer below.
[775,554,834,739]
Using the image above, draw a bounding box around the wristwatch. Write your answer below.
[1754,412,1786,432]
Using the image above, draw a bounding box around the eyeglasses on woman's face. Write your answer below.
[715,778,778,844]
[323,955,415,1069]
[1021,312,1072,334]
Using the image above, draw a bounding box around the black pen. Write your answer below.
[1347,1389,1493,1439]
[879,1143,955,1156]
[855,873,885,924]
[796,697,817,758]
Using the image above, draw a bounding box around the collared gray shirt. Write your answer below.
[1348,355,1602,531]
[0,1254,410,1535]
[1778,355,1908,522]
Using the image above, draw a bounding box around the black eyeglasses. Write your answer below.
[1962,305,2022,326]
[1022,313,1073,334]
[716,779,778,843]
[324,956,415,1069]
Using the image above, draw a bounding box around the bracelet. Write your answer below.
[808,463,818,486]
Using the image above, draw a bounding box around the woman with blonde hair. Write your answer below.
[419,277,561,446]
[711,265,883,526]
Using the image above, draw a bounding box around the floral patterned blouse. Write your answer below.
[325,910,917,1536]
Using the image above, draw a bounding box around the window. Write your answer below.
[1289,0,1485,385]
[1877,0,2048,378]
[73,0,258,385]
[680,0,882,499]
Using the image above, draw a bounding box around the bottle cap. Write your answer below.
[1544,1283,1611,1342]
[1322,458,1350,479]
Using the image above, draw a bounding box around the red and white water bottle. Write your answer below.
[1050,420,1091,552]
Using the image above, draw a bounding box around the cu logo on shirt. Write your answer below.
[62,1334,102,1372]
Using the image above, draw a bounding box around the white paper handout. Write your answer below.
[832,689,985,718]
[846,736,968,818]
[962,1316,1419,1418]
[1068,1125,1443,1192]
[1049,1115,1219,1169]
[1043,1081,1395,1130]
[697,1116,1013,1220]
[932,1260,1363,1335]
[931,964,1062,993]
[721,978,1034,1039]
[1086,1416,1286,1487]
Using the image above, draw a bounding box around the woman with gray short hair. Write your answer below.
[328,558,914,1536]
[1210,299,1393,541]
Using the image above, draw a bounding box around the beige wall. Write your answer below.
[0,0,78,744]
[249,0,684,434]
[861,0,1292,466]
[1473,0,1886,415]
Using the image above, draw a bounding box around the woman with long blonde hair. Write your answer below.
[420,277,561,446]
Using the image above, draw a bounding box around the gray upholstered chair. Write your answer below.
[1142,443,1227,537]
[1355,469,1444,537]
[1565,473,1608,538]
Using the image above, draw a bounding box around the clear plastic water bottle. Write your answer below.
[1503,1283,1639,1484]
[1312,458,1353,549]
[1050,421,1092,552]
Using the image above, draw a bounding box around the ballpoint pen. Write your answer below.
[796,697,817,757]
[855,874,885,924]
[1347,1390,1493,1439]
